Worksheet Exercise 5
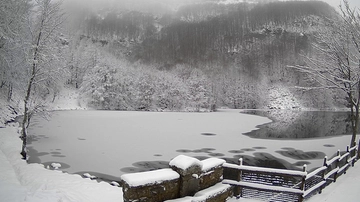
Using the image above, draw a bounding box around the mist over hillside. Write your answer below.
[0,0,348,125]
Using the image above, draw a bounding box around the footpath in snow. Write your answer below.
[1,125,360,202]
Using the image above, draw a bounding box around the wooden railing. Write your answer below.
[222,141,359,202]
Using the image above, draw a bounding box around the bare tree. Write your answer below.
[0,0,30,101]
[290,0,360,153]
[20,0,65,159]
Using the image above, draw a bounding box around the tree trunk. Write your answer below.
[20,16,44,159]
[20,66,36,159]
[7,83,12,101]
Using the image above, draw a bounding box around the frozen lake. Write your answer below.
[27,109,352,182]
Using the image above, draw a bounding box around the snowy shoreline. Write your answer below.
[0,126,124,202]
[2,124,360,202]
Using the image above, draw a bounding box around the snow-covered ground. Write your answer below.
[50,87,86,111]
[0,126,123,202]
[1,119,360,201]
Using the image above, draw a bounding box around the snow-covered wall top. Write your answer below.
[201,158,226,172]
[121,168,179,187]
[169,155,202,171]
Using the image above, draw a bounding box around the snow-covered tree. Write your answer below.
[20,0,66,159]
[291,0,360,152]
[0,0,30,101]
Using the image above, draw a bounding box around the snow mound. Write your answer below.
[50,163,61,170]
[83,173,97,179]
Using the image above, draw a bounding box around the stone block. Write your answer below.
[121,169,180,202]
[200,158,225,190]
[170,155,203,197]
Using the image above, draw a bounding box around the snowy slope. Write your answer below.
[0,126,123,202]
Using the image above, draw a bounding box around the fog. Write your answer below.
[63,0,204,13]
[63,0,360,14]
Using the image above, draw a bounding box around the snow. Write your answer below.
[223,179,304,194]
[110,181,120,187]
[1,113,360,201]
[305,162,360,202]
[169,155,202,170]
[26,109,356,179]
[83,173,97,179]
[223,163,307,177]
[0,127,123,202]
[50,163,61,169]
[165,196,194,202]
[165,183,232,201]
[201,158,226,172]
[51,87,86,110]
[194,182,231,199]
[267,85,301,110]
[121,168,179,187]
[28,109,286,178]
[218,0,256,5]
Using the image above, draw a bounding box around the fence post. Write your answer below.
[234,158,243,198]
[351,142,356,167]
[358,139,360,161]
[299,164,307,202]
[334,150,340,183]
[345,146,349,174]
[319,156,327,194]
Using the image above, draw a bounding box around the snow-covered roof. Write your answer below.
[121,168,179,187]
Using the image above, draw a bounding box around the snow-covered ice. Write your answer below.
[27,109,354,179]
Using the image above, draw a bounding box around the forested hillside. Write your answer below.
[0,0,345,125]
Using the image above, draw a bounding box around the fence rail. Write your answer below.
[223,140,359,202]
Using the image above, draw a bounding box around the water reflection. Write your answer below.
[242,110,352,139]
[276,148,325,160]
[120,161,169,173]
[223,152,300,170]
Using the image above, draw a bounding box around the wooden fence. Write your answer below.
[222,141,359,202]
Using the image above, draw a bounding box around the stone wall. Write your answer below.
[121,155,232,202]
[121,169,180,202]
[200,158,225,190]
[122,178,180,202]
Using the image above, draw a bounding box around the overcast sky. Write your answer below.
[323,0,360,10]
